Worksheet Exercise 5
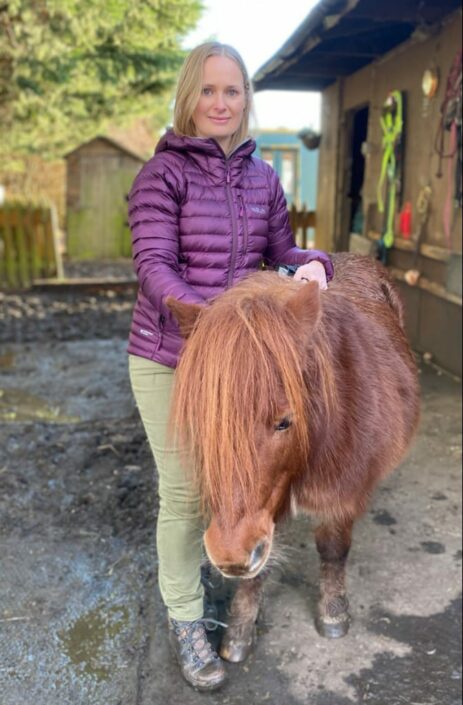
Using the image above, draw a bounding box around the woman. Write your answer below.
[128,42,333,691]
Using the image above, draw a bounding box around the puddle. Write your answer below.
[0,388,80,423]
[58,604,129,680]
[0,352,15,369]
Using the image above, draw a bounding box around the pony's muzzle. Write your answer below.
[204,514,274,579]
[213,540,270,579]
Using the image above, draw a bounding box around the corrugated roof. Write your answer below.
[253,0,461,91]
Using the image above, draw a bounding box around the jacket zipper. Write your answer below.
[225,168,238,288]
[239,194,249,257]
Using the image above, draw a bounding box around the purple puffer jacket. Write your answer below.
[127,130,333,368]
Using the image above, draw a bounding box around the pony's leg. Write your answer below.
[314,519,353,638]
[219,574,265,663]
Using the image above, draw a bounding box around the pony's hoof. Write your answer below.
[316,617,350,639]
[220,625,256,663]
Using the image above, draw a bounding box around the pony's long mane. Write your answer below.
[171,272,336,519]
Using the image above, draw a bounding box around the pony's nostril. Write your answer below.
[249,541,267,570]
[216,563,247,577]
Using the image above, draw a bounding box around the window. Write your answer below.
[281,150,297,201]
[261,149,274,167]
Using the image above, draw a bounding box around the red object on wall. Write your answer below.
[399,202,412,238]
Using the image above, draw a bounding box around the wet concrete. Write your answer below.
[0,329,461,704]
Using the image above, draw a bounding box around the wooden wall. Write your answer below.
[66,139,143,260]
[317,10,462,254]
[315,10,462,375]
[315,81,342,253]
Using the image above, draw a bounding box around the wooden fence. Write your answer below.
[0,202,63,290]
[0,201,317,290]
[289,204,317,249]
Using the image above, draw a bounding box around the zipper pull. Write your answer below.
[226,169,230,184]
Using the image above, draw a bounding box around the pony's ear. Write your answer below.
[165,297,204,338]
[286,280,321,331]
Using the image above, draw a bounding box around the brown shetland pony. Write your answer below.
[167,253,420,663]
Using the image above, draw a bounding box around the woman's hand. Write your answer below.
[293,260,328,290]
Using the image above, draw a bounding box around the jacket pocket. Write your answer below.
[155,313,165,353]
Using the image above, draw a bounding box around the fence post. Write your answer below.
[16,204,32,288]
[24,206,41,281]
[288,204,317,249]
[49,203,64,279]
[1,205,18,288]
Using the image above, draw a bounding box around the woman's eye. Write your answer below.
[274,417,292,432]
[202,87,213,95]
[227,88,238,96]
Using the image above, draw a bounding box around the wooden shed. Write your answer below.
[254,0,462,376]
[65,136,145,260]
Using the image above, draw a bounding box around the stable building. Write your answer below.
[254,0,462,376]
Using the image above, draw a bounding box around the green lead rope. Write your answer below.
[377,90,403,250]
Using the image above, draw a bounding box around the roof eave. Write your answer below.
[253,0,354,91]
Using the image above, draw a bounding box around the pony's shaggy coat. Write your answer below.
[169,253,420,527]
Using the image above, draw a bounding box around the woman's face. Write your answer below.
[192,55,246,153]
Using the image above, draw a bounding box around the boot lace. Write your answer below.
[171,618,228,668]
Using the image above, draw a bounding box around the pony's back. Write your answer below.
[328,253,405,327]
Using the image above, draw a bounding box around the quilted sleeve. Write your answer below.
[128,155,206,316]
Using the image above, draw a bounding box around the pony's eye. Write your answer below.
[274,417,292,432]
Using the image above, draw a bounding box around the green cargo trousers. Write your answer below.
[128,354,205,622]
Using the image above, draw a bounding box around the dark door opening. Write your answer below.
[348,105,369,235]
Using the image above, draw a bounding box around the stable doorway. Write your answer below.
[338,104,369,251]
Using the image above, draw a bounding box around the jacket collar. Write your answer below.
[155,129,256,162]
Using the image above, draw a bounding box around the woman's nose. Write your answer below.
[212,93,227,111]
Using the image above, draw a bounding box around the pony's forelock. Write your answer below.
[171,274,334,520]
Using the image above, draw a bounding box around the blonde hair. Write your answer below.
[173,42,253,154]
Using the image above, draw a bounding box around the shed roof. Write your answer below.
[65,135,145,162]
[253,0,461,92]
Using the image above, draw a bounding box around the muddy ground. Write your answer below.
[0,261,461,705]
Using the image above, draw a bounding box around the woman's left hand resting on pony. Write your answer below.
[294,260,328,290]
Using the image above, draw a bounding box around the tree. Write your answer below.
[0,0,202,160]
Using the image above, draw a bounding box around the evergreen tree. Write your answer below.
[0,0,202,159]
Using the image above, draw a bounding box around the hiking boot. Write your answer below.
[169,618,228,691]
